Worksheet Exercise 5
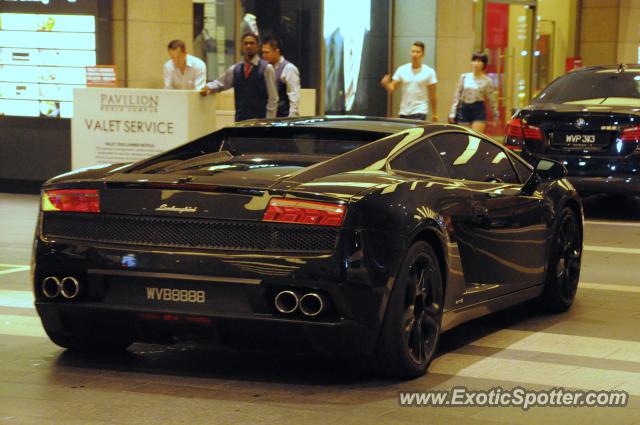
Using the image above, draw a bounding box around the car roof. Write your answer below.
[571,64,640,74]
[231,115,428,134]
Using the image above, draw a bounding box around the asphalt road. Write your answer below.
[1,192,639,425]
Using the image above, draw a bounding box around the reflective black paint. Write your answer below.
[33,117,582,359]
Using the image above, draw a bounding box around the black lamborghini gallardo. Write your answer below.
[34,117,583,379]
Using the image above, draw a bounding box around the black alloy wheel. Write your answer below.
[541,207,582,312]
[376,241,443,379]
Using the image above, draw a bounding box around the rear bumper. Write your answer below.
[566,176,640,195]
[35,301,376,356]
[32,233,401,356]
[520,151,640,195]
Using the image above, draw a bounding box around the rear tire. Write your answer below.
[375,241,443,379]
[540,207,582,313]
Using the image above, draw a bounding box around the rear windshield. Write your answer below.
[223,135,369,156]
[533,69,640,104]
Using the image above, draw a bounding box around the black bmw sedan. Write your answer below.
[34,117,582,379]
[504,64,640,195]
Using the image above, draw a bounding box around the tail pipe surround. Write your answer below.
[42,276,61,299]
[274,290,299,314]
[41,276,80,299]
[299,293,328,317]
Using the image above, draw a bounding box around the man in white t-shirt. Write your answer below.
[380,41,438,121]
[163,39,206,90]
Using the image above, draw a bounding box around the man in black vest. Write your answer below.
[261,36,300,117]
[201,33,278,122]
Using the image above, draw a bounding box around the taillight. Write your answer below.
[620,126,640,151]
[263,198,346,226]
[504,118,543,151]
[42,189,100,213]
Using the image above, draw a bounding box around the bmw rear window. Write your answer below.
[534,69,640,104]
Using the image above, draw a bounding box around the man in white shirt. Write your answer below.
[260,36,300,117]
[163,39,206,90]
[380,41,438,121]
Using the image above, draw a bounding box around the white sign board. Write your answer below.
[72,88,218,170]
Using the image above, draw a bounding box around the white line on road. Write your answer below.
[579,282,640,293]
[0,266,30,275]
[585,220,640,227]
[0,290,34,309]
[584,245,640,255]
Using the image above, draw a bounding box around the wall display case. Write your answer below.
[0,12,97,118]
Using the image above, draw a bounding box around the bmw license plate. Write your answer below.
[552,132,608,148]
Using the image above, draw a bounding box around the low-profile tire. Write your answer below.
[45,329,132,353]
[375,241,444,379]
[539,207,582,313]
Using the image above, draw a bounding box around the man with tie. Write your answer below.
[201,32,278,122]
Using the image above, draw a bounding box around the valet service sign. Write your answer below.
[71,88,216,170]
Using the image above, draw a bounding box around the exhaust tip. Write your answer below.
[274,290,299,314]
[42,276,61,299]
[299,293,327,317]
[60,276,80,299]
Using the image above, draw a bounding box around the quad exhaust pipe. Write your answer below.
[274,290,299,314]
[42,276,80,299]
[299,293,327,317]
[274,290,328,317]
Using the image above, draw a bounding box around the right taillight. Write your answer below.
[263,198,346,227]
[620,126,640,151]
[504,118,543,152]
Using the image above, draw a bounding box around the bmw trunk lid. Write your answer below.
[521,104,640,157]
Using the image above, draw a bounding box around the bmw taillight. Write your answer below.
[263,198,346,226]
[42,189,100,213]
[504,118,543,152]
[620,126,640,151]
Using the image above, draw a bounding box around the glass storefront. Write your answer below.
[476,0,578,136]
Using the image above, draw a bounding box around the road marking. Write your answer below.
[432,329,640,395]
[585,220,640,227]
[584,245,640,255]
[0,264,30,275]
[580,282,640,293]
[0,290,33,309]
[0,314,45,338]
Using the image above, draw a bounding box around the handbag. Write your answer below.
[452,74,465,124]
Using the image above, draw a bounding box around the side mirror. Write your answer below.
[533,158,567,182]
[520,158,567,195]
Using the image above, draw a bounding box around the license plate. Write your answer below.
[145,286,206,304]
[552,132,608,148]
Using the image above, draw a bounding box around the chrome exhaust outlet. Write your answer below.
[299,293,328,317]
[60,276,80,299]
[42,276,61,299]
[274,290,299,314]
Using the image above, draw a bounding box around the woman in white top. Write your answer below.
[448,52,499,133]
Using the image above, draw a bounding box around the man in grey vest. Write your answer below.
[261,36,300,117]
[201,33,278,122]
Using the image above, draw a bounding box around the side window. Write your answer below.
[429,132,519,183]
[511,155,534,183]
[390,141,448,177]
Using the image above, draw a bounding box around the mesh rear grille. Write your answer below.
[42,212,339,253]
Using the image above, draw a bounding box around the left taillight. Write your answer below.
[262,198,346,227]
[42,189,100,213]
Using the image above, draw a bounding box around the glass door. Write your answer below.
[484,0,536,137]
